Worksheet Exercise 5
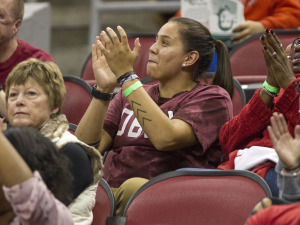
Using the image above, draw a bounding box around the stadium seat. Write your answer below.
[80,52,93,82]
[92,178,116,225]
[106,170,272,225]
[62,76,92,125]
[230,29,300,83]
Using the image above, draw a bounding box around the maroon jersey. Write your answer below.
[0,39,54,90]
[103,82,233,187]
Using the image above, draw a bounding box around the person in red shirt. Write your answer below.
[245,202,300,225]
[0,0,53,117]
[231,0,300,45]
[218,29,300,196]
[175,0,300,45]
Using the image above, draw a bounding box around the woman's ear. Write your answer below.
[182,51,199,67]
[51,107,59,115]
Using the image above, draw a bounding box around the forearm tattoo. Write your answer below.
[131,100,152,125]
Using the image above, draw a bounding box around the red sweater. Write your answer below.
[218,75,300,178]
[245,202,300,225]
[0,39,54,90]
[175,0,300,29]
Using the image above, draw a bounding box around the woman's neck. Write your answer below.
[158,78,197,98]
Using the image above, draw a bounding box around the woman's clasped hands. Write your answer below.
[96,26,141,79]
[260,29,295,90]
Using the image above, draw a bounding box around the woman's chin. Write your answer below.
[10,119,31,128]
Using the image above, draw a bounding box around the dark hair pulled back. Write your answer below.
[169,17,234,98]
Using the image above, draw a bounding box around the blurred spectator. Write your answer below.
[0,127,74,225]
[4,58,103,225]
[0,0,53,117]
[244,112,300,225]
[218,29,299,197]
[174,0,300,46]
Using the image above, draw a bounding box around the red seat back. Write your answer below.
[92,178,116,225]
[81,53,94,81]
[107,170,271,225]
[62,76,92,125]
[127,34,155,79]
[230,29,300,84]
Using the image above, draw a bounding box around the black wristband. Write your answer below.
[117,71,135,84]
[0,83,2,91]
[91,85,113,101]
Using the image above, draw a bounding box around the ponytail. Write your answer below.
[212,40,234,99]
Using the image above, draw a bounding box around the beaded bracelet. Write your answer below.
[123,81,143,98]
[117,71,135,84]
[263,80,280,94]
[262,87,279,98]
[119,74,139,86]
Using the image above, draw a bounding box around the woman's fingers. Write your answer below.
[286,44,293,66]
[270,115,281,139]
[132,37,141,61]
[117,26,129,47]
[261,34,275,55]
[270,113,288,137]
[95,36,103,58]
[92,44,97,65]
[263,45,276,66]
[267,125,278,146]
[272,32,284,51]
[106,27,120,46]
[262,45,271,66]
[278,113,289,133]
[264,30,286,63]
[270,113,286,137]
[97,32,110,56]
[100,29,114,52]
[293,44,300,73]
[266,30,280,53]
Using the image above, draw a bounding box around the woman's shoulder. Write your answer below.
[193,83,231,98]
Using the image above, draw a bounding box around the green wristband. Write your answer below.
[123,81,143,98]
[263,80,280,94]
